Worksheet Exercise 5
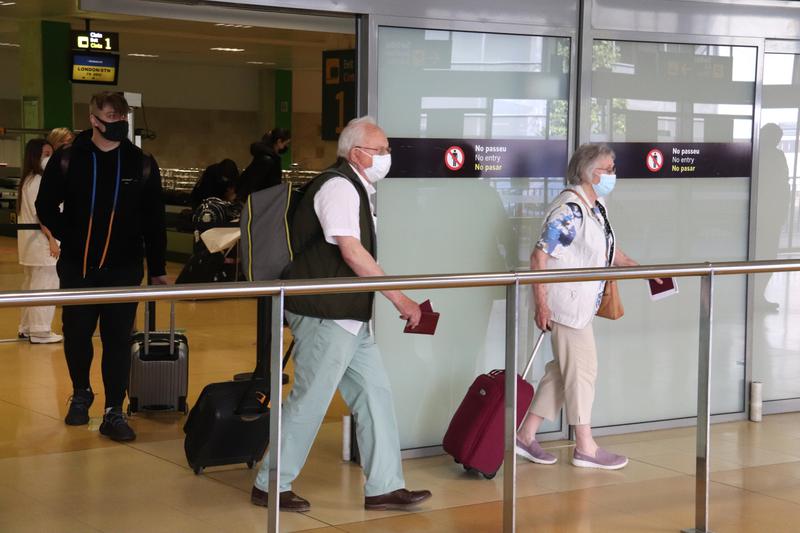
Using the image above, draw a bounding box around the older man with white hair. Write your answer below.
[252,116,432,512]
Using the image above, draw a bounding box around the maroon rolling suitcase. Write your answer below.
[443,332,546,479]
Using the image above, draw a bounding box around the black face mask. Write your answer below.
[93,115,129,142]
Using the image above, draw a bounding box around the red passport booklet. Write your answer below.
[403,299,440,335]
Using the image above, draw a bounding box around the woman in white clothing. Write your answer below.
[17,138,62,344]
[516,143,647,470]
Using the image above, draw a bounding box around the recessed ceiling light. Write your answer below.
[128,53,159,58]
[0,2,17,6]
[215,23,252,29]
[247,61,276,65]
[0,42,20,47]
[210,47,245,52]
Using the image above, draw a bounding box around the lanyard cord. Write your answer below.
[82,151,122,277]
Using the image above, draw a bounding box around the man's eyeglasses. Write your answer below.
[356,146,392,156]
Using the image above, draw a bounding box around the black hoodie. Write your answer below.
[35,129,167,277]
[236,141,283,200]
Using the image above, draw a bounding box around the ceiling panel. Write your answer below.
[0,0,355,70]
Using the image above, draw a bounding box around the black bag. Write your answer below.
[175,247,228,284]
[183,338,293,474]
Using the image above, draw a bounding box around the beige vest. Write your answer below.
[543,188,615,329]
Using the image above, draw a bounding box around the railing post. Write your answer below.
[267,289,285,533]
[683,272,714,533]
[503,279,520,533]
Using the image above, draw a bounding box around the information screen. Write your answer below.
[71,31,119,52]
[71,53,119,85]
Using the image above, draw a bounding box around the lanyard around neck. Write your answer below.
[82,151,122,277]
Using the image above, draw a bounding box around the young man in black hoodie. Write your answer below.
[36,92,167,442]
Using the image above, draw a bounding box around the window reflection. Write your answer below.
[378,28,573,273]
[591,40,756,143]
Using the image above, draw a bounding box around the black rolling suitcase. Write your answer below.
[183,329,292,475]
[129,301,189,415]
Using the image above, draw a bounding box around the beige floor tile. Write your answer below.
[594,425,695,445]
[0,513,101,533]
[712,461,800,490]
[713,445,800,468]
[634,450,746,474]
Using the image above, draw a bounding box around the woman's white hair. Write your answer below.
[337,116,378,158]
[566,143,615,186]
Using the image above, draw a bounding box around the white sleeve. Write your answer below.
[313,177,361,245]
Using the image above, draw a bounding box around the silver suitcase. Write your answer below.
[128,301,189,415]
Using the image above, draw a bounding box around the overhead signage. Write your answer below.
[71,30,119,53]
[387,138,568,178]
[322,49,356,140]
[71,53,119,85]
[608,142,752,179]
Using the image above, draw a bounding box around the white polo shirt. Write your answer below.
[313,164,377,336]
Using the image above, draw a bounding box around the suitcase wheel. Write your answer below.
[463,465,475,473]
[178,396,188,415]
[247,460,255,469]
[483,471,497,480]
[192,465,203,475]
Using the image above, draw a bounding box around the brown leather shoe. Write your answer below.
[250,486,311,512]
[364,488,432,510]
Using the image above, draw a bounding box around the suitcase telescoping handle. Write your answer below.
[143,300,177,356]
[522,331,547,379]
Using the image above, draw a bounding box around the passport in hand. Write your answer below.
[403,299,440,335]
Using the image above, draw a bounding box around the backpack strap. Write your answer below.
[57,146,153,182]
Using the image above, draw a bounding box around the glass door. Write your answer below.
[587,40,757,426]
[752,46,800,408]
[372,24,573,450]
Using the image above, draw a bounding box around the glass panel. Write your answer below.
[376,27,570,449]
[752,52,800,402]
[590,41,755,426]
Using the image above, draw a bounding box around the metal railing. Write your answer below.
[2,258,800,533]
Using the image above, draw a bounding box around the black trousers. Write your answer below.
[58,262,144,408]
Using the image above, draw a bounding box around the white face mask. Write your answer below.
[41,156,51,172]
[361,153,392,183]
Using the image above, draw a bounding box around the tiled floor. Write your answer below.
[1,235,800,532]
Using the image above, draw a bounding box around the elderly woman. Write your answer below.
[516,143,641,470]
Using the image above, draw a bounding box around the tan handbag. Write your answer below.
[596,280,624,320]
[562,188,624,320]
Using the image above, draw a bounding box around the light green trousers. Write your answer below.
[255,311,405,497]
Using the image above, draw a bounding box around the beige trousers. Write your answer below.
[529,321,598,426]
[19,265,59,334]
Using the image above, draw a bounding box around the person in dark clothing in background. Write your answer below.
[36,92,167,442]
[236,128,291,382]
[190,158,239,210]
[236,128,291,200]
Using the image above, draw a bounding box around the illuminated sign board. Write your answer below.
[71,30,119,52]
[71,53,119,85]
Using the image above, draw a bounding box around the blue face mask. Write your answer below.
[592,173,616,197]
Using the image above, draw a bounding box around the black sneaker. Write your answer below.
[99,408,136,442]
[64,388,94,426]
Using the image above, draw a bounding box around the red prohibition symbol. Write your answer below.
[445,145,465,171]
[646,148,664,172]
